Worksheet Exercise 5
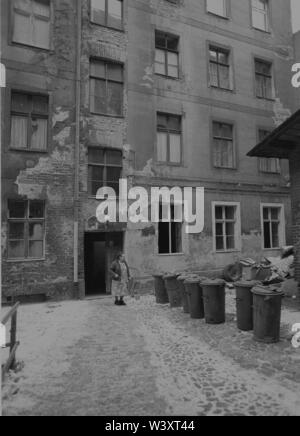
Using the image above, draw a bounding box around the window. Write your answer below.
[10,92,49,151]
[255,59,273,100]
[252,0,269,32]
[258,129,280,174]
[8,200,45,259]
[12,0,51,49]
[90,59,123,116]
[158,204,182,254]
[155,32,179,79]
[213,203,240,252]
[91,0,123,30]
[212,122,235,169]
[262,205,285,249]
[157,113,182,164]
[207,0,228,17]
[209,46,232,90]
[88,148,123,197]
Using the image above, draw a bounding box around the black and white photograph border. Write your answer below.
[1,0,300,418]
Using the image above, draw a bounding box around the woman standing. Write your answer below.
[110,253,131,306]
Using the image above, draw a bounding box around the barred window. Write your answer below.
[158,204,182,254]
[8,200,45,259]
[214,204,239,252]
[262,206,283,249]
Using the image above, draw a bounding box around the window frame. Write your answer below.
[10,0,53,51]
[90,0,124,31]
[254,57,275,101]
[211,119,237,170]
[156,112,183,166]
[88,146,123,198]
[158,203,184,256]
[260,203,286,250]
[206,0,230,19]
[212,201,241,253]
[90,58,124,117]
[208,44,234,91]
[257,128,281,174]
[9,89,50,152]
[7,200,46,261]
[154,31,180,80]
[250,0,271,33]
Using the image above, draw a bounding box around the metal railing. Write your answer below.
[1,302,20,381]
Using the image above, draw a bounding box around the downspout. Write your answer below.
[74,0,81,289]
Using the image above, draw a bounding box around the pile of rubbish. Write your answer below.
[223,246,295,285]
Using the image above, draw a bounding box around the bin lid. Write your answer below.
[163,273,180,280]
[202,279,226,286]
[251,285,284,297]
[235,280,259,289]
[153,273,164,278]
[184,277,200,284]
[177,275,189,281]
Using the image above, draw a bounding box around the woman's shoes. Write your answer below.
[119,299,126,306]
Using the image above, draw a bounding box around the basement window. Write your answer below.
[12,0,51,49]
[91,0,123,30]
[8,200,45,260]
[155,31,179,79]
[213,203,241,252]
[10,91,49,151]
[158,203,182,255]
[212,121,236,169]
[258,130,281,174]
[88,148,123,197]
[90,59,124,117]
[262,205,285,249]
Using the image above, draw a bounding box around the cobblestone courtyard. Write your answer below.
[2,293,300,416]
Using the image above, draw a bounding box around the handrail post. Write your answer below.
[10,312,17,370]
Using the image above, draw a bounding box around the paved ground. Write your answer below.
[2,292,300,416]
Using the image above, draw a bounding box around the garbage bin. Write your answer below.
[177,275,190,313]
[163,274,182,308]
[184,277,205,319]
[153,274,169,304]
[202,279,226,324]
[234,281,258,331]
[251,285,284,344]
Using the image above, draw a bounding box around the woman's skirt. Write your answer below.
[111,280,129,297]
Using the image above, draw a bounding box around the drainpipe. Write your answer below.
[74,0,81,290]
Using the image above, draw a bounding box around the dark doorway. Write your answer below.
[84,232,124,296]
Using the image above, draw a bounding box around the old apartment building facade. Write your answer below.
[1,0,296,300]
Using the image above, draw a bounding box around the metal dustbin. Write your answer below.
[251,285,284,344]
[163,274,182,308]
[153,274,169,304]
[177,275,190,313]
[184,277,205,319]
[202,279,226,324]
[234,281,258,331]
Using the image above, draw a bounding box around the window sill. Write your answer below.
[155,161,183,167]
[90,21,125,33]
[215,250,240,254]
[9,147,48,154]
[207,12,230,21]
[256,96,276,102]
[5,258,46,263]
[259,171,281,176]
[90,111,124,119]
[252,27,271,35]
[158,253,185,257]
[213,166,237,171]
[155,74,180,81]
[209,85,235,93]
[10,40,53,53]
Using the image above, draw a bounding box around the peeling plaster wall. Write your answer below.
[1,0,77,299]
